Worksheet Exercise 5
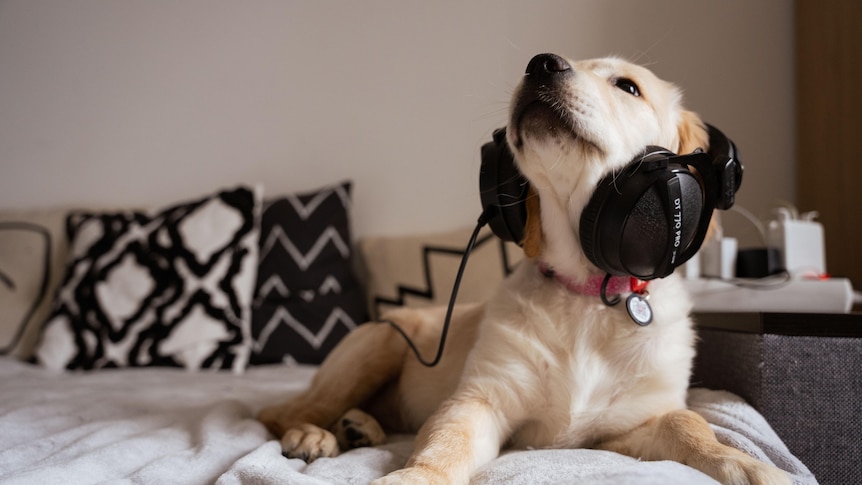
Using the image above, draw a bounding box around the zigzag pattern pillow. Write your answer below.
[359,226,523,320]
[251,181,367,365]
[35,187,260,372]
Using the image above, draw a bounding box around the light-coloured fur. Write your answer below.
[258,56,790,485]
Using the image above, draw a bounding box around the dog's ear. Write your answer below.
[676,110,710,155]
[521,187,543,259]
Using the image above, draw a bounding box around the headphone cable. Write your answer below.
[380,210,491,367]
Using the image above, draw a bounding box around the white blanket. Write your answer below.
[0,358,816,484]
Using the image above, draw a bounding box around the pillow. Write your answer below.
[0,209,69,360]
[250,182,367,365]
[35,186,261,372]
[359,225,523,320]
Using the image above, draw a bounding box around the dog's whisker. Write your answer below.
[474,108,511,122]
[610,167,624,195]
[548,150,566,172]
[630,35,667,66]
[503,36,528,55]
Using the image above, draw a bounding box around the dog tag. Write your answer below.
[626,293,652,326]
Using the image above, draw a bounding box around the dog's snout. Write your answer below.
[511,53,576,148]
[525,53,572,79]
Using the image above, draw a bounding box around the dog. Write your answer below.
[258,54,790,485]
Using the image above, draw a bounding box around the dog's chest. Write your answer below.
[486,278,693,449]
[512,315,656,446]
[468,266,695,449]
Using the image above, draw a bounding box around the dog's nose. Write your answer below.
[525,53,572,79]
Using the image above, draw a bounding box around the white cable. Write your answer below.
[728,205,767,243]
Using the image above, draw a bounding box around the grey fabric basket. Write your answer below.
[693,317,862,485]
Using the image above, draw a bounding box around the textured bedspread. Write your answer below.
[0,358,816,484]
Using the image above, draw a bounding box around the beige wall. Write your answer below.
[0,0,793,240]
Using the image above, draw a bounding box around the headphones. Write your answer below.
[479,124,742,280]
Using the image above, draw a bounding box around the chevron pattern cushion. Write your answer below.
[35,187,261,372]
[250,182,367,365]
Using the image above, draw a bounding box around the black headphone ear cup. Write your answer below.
[479,128,530,244]
[706,124,743,210]
[579,147,680,278]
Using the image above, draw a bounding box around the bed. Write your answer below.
[0,358,815,485]
[0,182,817,484]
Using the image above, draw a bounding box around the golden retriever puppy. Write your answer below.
[258,54,790,485]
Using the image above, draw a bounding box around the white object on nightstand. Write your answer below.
[767,208,826,277]
[700,237,738,280]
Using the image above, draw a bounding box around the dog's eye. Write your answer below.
[614,78,641,97]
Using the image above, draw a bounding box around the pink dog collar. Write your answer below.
[538,262,653,325]
[538,262,636,297]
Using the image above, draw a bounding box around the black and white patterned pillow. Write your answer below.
[251,181,367,365]
[35,186,260,372]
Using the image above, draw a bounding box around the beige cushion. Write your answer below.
[0,208,70,360]
[358,226,523,320]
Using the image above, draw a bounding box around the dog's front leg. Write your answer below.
[597,409,791,485]
[372,395,507,485]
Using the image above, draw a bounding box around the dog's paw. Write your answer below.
[331,408,386,450]
[280,424,339,462]
[704,452,792,485]
[371,466,446,485]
